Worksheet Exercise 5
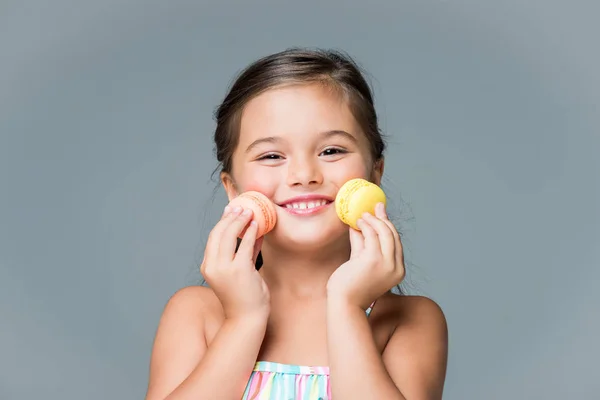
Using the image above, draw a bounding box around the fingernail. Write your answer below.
[224,205,231,214]
[242,208,252,216]
[233,206,242,213]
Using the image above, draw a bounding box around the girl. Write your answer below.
[145,48,448,400]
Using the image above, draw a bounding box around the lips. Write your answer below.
[283,199,329,210]
[277,194,334,216]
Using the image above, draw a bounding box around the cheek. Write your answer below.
[244,182,276,197]
[329,158,371,183]
[237,169,279,198]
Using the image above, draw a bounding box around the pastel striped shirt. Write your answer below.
[241,302,376,400]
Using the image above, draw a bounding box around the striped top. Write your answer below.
[241,302,376,400]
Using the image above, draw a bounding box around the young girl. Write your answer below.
[145,48,448,400]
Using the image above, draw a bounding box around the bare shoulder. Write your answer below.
[384,293,447,333]
[151,285,220,356]
[146,286,223,400]
[370,293,447,351]
[157,285,226,338]
[379,293,448,399]
[163,285,221,317]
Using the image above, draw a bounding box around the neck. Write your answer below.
[258,238,351,299]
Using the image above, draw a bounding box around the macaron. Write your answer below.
[335,178,386,230]
[227,191,277,238]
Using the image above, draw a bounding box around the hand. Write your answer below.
[327,203,405,310]
[200,206,270,320]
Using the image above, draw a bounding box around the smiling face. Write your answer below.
[221,82,383,251]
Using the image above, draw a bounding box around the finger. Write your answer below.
[204,206,243,263]
[362,210,395,262]
[357,217,380,255]
[236,220,258,261]
[213,206,242,237]
[381,218,403,266]
[219,208,255,258]
[375,203,400,241]
[375,203,404,266]
[349,225,364,259]
[374,202,386,219]
[252,236,263,264]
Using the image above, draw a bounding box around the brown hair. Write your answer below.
[212,47,386,178]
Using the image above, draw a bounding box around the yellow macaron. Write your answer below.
[335,178,387,230]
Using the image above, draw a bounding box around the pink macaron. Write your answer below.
[227,191,277,238]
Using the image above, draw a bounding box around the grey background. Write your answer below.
[1,0,598,399]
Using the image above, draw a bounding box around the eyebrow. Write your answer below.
[245,130,357,153]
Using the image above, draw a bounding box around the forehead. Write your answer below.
[238,83,361,142]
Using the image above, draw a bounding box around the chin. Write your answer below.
[268,215,349,253]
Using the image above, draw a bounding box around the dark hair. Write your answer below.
[206,47,405,294]
[213,47,386,178]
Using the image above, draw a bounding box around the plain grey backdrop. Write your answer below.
[1,0,598,399]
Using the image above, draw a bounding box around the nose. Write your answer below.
[286,156,323,187]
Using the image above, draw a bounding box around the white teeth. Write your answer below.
[285,200,328,209]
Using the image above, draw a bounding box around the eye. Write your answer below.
[257,153,282,160]
[320,147,347,156]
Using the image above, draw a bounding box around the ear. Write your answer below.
[372,157,384,186]
[220,171,239,201]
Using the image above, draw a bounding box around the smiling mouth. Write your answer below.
[277,199,333,216]
[282,199,332,210]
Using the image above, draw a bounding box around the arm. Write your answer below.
[145,287,268,400]
[327,296,448,400]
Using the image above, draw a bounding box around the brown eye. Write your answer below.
[257,153,282,160]
[320,147,347,156]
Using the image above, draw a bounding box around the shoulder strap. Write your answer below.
[365,300,377,318]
